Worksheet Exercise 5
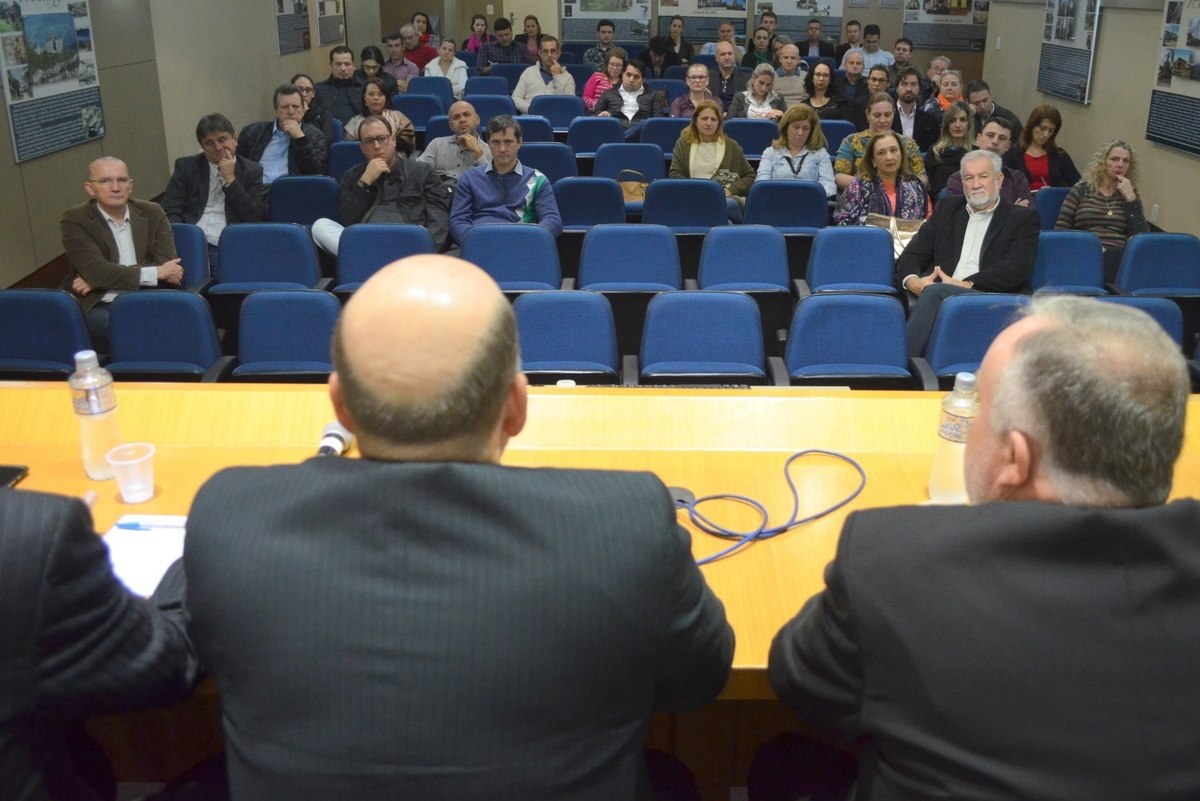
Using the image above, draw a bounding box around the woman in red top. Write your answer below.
[1003,104,1081,190]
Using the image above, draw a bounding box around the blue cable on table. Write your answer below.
[678,450,867,566]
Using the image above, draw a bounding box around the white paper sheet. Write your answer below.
[103,515,187,597]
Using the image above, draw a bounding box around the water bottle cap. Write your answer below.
[953,371,977,393]
[74,350,99,370]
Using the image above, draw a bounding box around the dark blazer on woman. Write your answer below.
[1004,146,1082,188]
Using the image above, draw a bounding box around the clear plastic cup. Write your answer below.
[105,443,156,503]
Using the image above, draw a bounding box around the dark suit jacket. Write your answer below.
[0,488,194,801]
[59,199,179,312]
[591,87,669,127]
[160,153,269,229]
[708,68,749,106]
[800,40,836,59]
[895,195,1039,292]
[237,120,328,177]
[891,105,939,152]
[769,499,1200,801]
[184,458,733,801]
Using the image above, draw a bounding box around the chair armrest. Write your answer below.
[621,354,639,386]
[909,357,939,391]
[683,278,698,291]
[767,356,789,386]
[202,355,238,383]
[793,279,811,298]
[1106,282,1130,296]
[188,278,215,295]
[313,277,335,291]
[561,277,575,290]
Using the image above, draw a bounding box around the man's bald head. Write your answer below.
[87,156,127,180]
[330,255,526,462]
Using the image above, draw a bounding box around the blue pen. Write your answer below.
[115,522,187,531]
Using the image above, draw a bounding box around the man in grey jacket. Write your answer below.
[312,116,451,255]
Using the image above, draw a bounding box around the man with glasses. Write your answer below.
[312,116,451,256]
[669,63,721,117]
[511,34,575,114]
[237,83,327,183]
[60,157,182,349]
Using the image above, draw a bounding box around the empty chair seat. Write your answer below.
[645,79,688,105]
[268,176,339,227]
[391,94,444,130]
[1097,296,1184,346]
[423,115,455,142]
[1035,186,1070,231]
[465,77,508,97]
[107,291,233,381]
[820,120,855,158]
[488,63,529,93]
[637,291,769,385]
[468,94,518,127]
[641,179,728,233]
[801,227,897,295]
[743,181,830,234]
[513,291,620,384]
[407,76,455,110]
[170,222,213,290]
[210,223,323,293]
[1031,231,1106,296]
[231,290,341,382]
[328,141,367,182]
[1114,233,1200,295]
[518,143,578,184]
[529,94,586,130]
[461,225,562,292]
[334,224,437,294]
[784,294,930,389]
[512,115,554,142]
[917,294,1029,386]
[0,289,91,379]
[640,118,690,165]
[567,116,625,157]
[698,225,792,352]
[554,177,626,231]
[723,119,777,162]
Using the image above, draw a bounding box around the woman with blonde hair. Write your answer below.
[756,104,835,197]
[669,99,756,218]
[923,101,973,198]
[727,63,787,120]
[834,130,930,225]
[1006,104,1081,190]
[922,69,962,117]
[1055,139,1148,281]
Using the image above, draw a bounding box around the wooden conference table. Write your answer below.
[5,381,1200,791]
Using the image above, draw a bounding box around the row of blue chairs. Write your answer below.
[0,289,338,382]
[518,290,1190,388]
[1,286,1188,389]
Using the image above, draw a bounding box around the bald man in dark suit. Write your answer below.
[183,255,734,801]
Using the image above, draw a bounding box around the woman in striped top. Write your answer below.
[1054,139,1148,282]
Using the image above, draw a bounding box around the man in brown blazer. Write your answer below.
[60,156,182,350]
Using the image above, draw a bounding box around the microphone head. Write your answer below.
[322,421,353,444]
[318,421,355,455]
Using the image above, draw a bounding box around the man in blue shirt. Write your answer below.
[237,84,327,183]
[449,115,562,248]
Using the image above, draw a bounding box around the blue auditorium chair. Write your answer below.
[511,115,554,142]
[464,76,508,96]
[799,227,897,296]
[0,289,91,379]
[328,141,366,182]
[170,222,212,291]
[230,290,341,383]
[698,226,792,353]
[268,176,339,228]
[635,291,774,386]
[461,225,563,293]
[915,294,1030,387]
[578,224,682,356]
[334,224,437,295]
[566,116,624,157]
[820,120,855,158]
[391,94,444,132]
[107,291,234,382]
[529,95,586,131]
[554,177,626,232]
[1034,186,1070,231]
[468,94,517,128]
[1031,231,1106,296]
[518,143,578,184]
[488,63,528,93]
[784,294,934,389]
[407,76,455,110]
[743,180,830,234]
[513,291,620,385]
[641,179,728,233]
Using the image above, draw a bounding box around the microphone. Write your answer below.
[317,422,354,457]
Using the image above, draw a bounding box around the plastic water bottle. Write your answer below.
[928,372,979,504]
[69,350,122,480]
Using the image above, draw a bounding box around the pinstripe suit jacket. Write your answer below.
[0,488,195,801]
[183,458,734,801]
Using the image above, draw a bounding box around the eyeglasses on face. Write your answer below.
[361,135,393,147]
